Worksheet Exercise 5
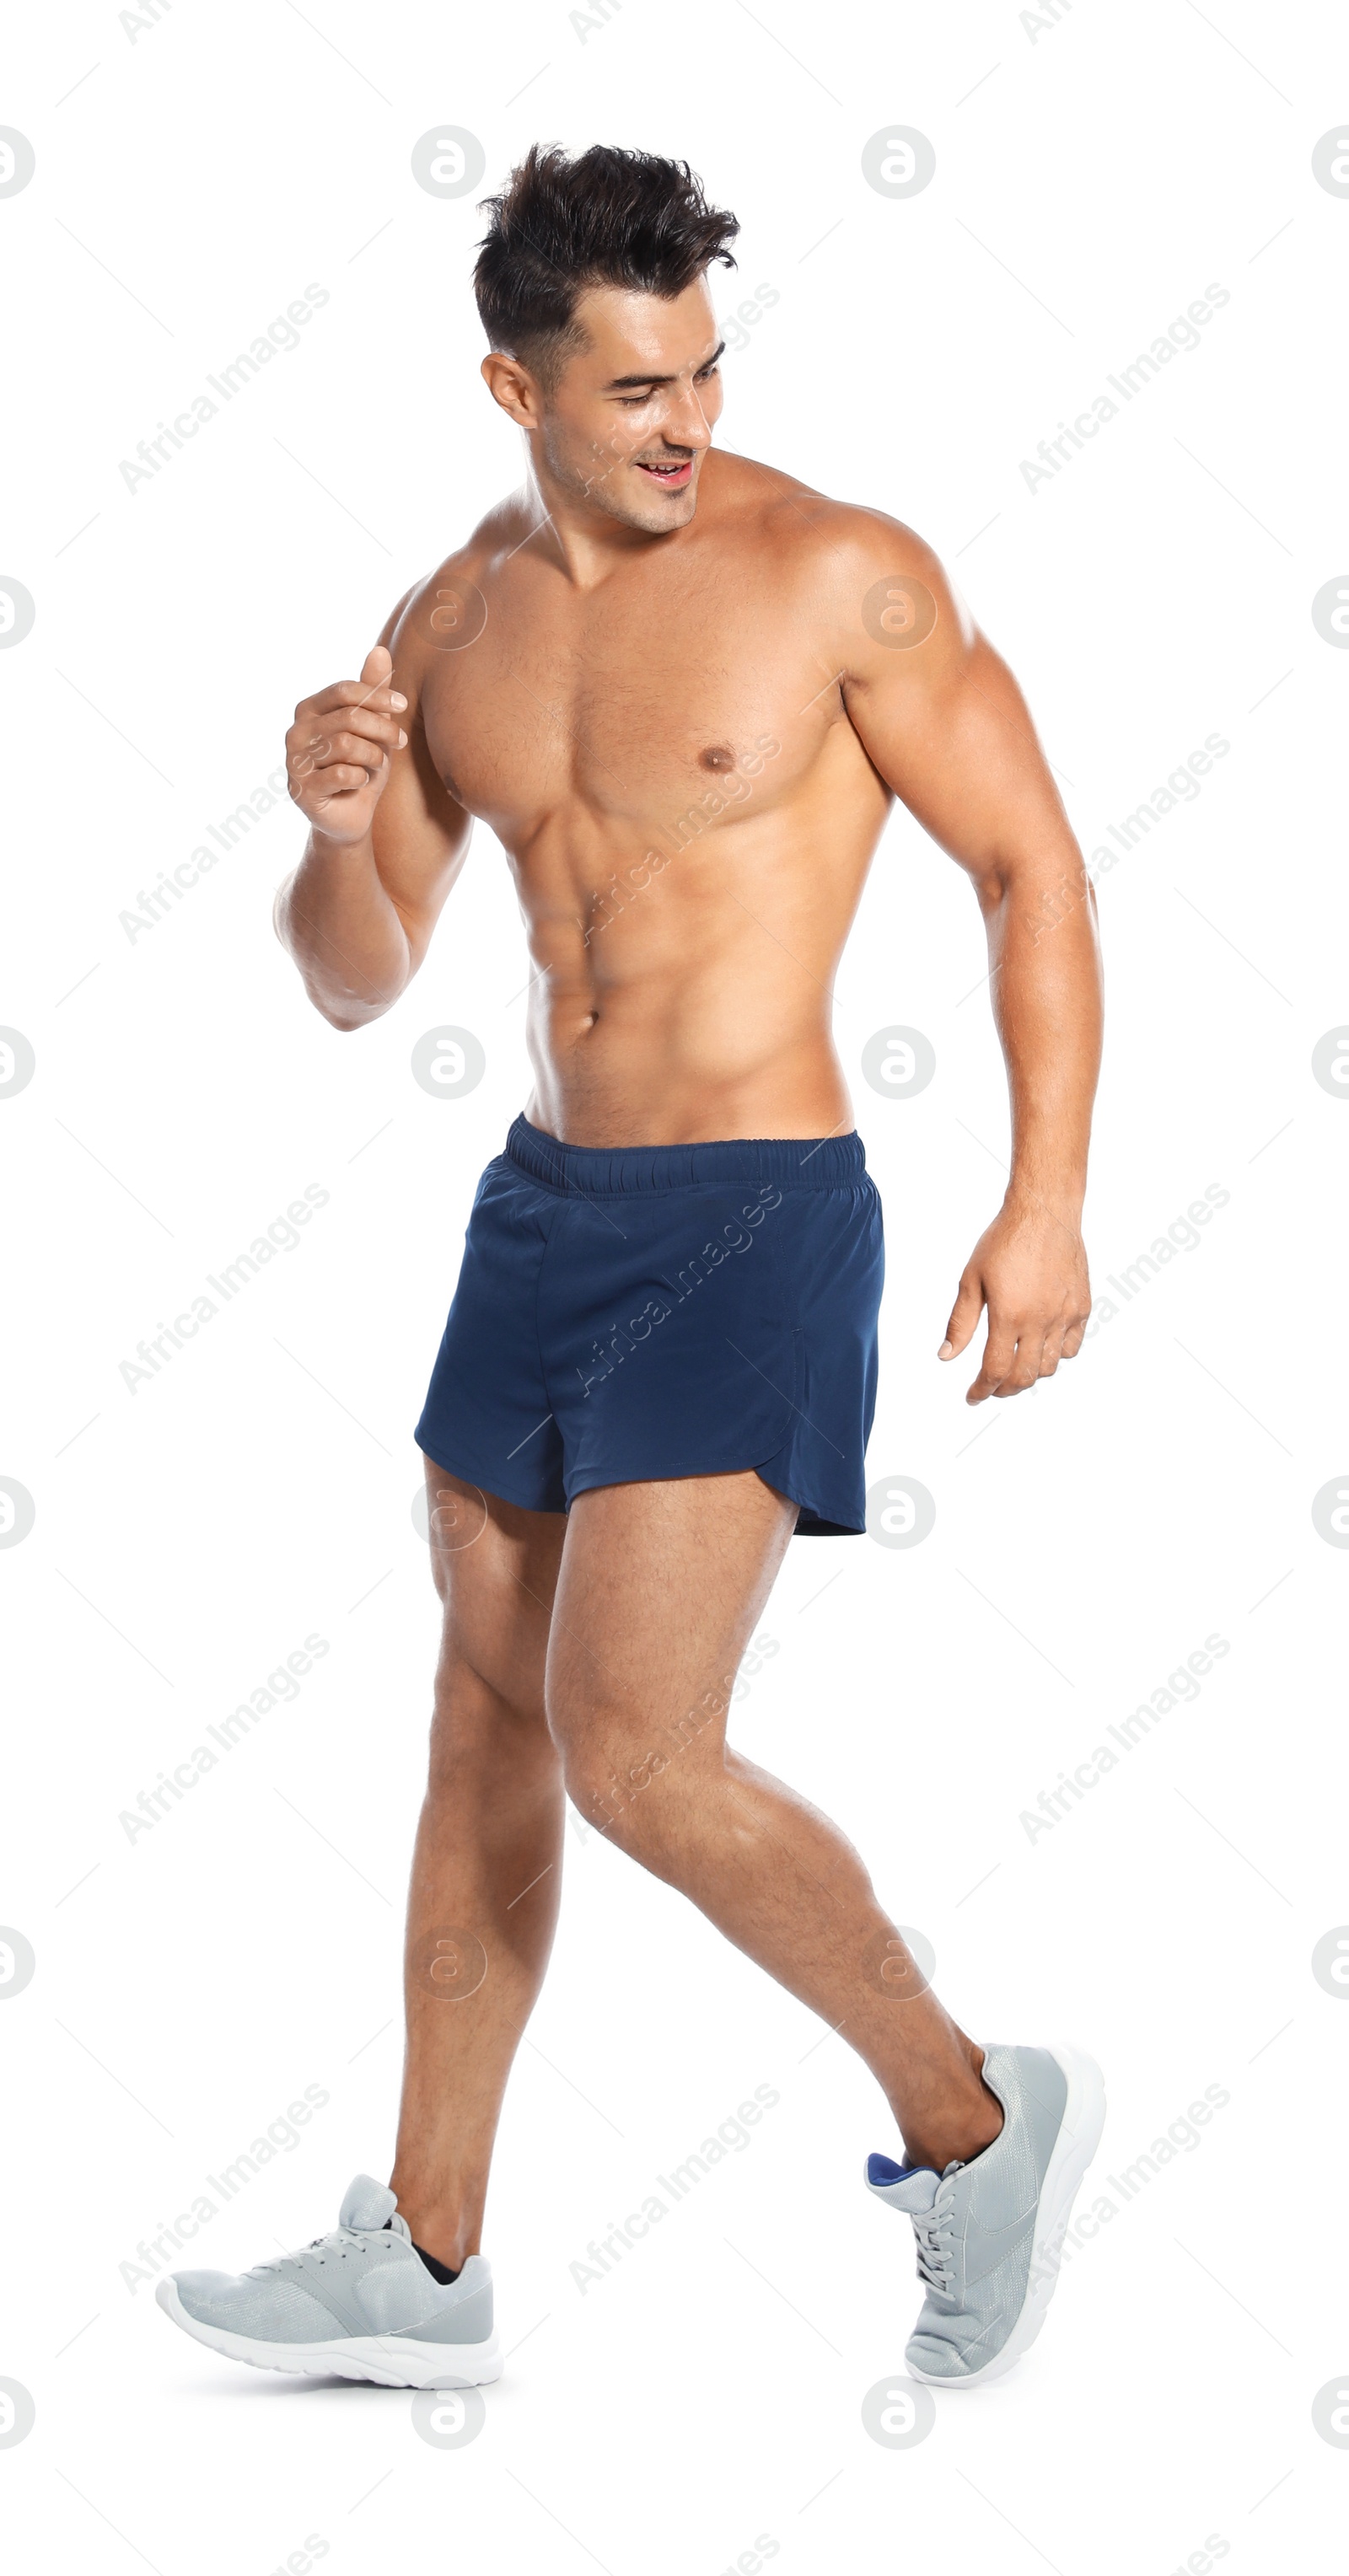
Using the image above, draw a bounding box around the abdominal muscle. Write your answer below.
[524,970,850,1146]
[512,808,873,1148]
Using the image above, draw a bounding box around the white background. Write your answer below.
[3,1,1347,2569]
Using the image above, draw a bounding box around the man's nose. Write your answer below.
[662,380,714,449]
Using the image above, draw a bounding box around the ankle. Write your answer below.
[387,2185,477,2275]
[897,2063,1005,2173]
[402,2214,475,2272]
[903,2105,1002,2171]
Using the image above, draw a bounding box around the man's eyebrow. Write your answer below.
[603,340,726,391]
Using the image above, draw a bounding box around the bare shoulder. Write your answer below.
[711,452,939,576]
[382,490,538,678]
[710,453,969,664]
[799,495,950,596]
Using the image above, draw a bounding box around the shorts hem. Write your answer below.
[562,1460,864,1537]
[416,1436,567,1519]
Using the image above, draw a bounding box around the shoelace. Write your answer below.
[910,2175,959,2295]
[250,2223,377,2278]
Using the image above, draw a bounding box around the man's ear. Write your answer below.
[481,352,541,427]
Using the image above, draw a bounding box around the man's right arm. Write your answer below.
[275,609,471,1032]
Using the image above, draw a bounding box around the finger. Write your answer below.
[995,1324,1049,1396]
[306,726,402,769]
[289,750,371,792]
[309,762,386,797]
[299,678,408,719]
[939,1270,983,1360]
[288,769,378,807]
[1059,1316,1088,1360]
[1037,1323,1067,1378]
[351,645,406,716]
[298,709,406,754]
[309,683,407,718]
[965,1323,1017,1404]
[293,740,387,788]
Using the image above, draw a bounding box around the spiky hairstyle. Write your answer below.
[474,142,739,385]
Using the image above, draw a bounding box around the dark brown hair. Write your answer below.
[474,142,739,384]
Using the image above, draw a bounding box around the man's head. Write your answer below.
[474,144,739,533]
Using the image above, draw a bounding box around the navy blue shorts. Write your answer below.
[415,1114,884,1535]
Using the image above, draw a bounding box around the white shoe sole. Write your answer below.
[906,2038,1106,2389]
[155,2278,503,2390]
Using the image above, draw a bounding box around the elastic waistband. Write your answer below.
[504,1114,868,1195]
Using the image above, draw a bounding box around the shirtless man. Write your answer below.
[158,143,1105,2392]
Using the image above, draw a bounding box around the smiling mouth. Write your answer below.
[634,457,694,487]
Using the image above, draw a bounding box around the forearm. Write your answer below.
[982,850,1102,1221]
[275,827,413,1031]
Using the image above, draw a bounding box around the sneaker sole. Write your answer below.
[906,2037,1106,2389]
[154,2278,503,2390]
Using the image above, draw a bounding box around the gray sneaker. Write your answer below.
[156,2175,501,2389]
[865,2040,1105,2385]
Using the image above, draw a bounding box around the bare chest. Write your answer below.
[417,554,836,837]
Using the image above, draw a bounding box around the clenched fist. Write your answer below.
[286,644,407,845]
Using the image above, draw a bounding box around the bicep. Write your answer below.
[841,563,1076,889]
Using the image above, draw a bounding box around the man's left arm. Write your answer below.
[833,523,1103,1403]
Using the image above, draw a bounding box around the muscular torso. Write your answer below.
[395,452,896,1145]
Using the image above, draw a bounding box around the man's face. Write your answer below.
[499,276,725,534]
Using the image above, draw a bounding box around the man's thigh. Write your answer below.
[421,1456,567,1718]
[546,1470,797,1765]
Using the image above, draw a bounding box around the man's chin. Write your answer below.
[635,493,697,533]
[613,467,700,533]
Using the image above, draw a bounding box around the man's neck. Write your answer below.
[512,452,708,588]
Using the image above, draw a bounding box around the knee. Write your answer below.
[427,1659,555,1801]
[546,1677,732,1853]
[542,1678,630,1824]
[558,1731,671,1843]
